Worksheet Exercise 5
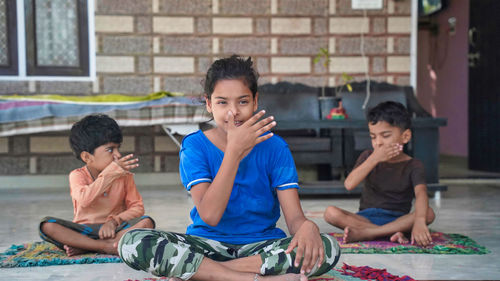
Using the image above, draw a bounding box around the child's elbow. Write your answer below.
[345,185,356,191]
[200,214,220,227]
[205,221,218,227]
[344,179,356,191]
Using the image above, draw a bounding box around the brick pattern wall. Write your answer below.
[0,0,412,95]
[0,126,182,175]
[0,0,412,175]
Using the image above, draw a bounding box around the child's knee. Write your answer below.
[322,233,340,258]
[118,229,148,263]
[40,216,55,226]
[143,217,155,229]
[118,229,164,259]
[324,206,342,222]
[313,233,340,276]
[40,221,56,235]
[118,230,201,279]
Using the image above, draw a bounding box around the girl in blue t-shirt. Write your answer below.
[118,55,340,281]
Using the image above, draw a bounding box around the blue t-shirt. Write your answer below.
[179,130,299,244]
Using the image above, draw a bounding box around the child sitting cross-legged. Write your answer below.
[39,114,155,256]
[117,55,340,281]
[324,101,435,246]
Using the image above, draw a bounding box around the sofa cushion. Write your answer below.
[340,91,407,120]
[258,82,320,121]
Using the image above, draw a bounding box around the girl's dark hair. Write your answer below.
[367,101,411,130]
[204,55,259,99]
[69,114,123,161]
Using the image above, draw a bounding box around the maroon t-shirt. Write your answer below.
[355,150,427,214]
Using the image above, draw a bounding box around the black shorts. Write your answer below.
[39,215,155,249]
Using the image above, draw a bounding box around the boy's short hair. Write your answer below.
[69,114,123,161]
[203,54,259,99]
[367,101,411,130]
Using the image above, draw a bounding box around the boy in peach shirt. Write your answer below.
[39,114,155,256]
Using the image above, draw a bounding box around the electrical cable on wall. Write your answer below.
[360,8,371,110]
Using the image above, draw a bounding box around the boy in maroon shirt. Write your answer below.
[324,101,435,246]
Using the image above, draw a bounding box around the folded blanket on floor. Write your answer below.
[124,263,415,281]
[0,241,121,267]
[330,232,490,254]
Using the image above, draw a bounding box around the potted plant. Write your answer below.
[313,48,353,119]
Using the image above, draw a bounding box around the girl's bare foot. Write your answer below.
[389,232,409,244]
[64,245,88,256]
[260,273,308,281]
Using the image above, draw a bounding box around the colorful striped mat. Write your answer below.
[330,232,490,254]
[0,241,121,267]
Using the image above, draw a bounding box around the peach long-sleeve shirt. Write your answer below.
[69,161,145,225]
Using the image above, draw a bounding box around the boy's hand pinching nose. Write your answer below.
[114,154,139,171]
[373,143,403,162]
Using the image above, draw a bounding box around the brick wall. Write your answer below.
[0,126,182,175]
[0,0,413,175]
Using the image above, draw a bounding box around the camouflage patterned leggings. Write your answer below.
[118,229,340,280]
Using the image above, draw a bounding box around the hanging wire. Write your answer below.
[360,9,371,110]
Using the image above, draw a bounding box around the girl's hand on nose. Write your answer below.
[114,154,139,171]
[226,110,277,159]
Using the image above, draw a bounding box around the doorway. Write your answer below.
[468,0,500,172]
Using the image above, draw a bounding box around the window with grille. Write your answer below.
[0,0,93,79]
[0,0,17,75]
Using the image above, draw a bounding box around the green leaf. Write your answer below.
[341,73,350,81]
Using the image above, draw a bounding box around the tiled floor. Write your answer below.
[1,157,499,280]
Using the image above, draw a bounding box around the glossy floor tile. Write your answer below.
[1,182,499,280]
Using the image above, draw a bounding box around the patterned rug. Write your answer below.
[330,232,490,254]
[0,241,122,267]
[124,263,415,281]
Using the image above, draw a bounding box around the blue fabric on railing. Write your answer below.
[0,97,198,123]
